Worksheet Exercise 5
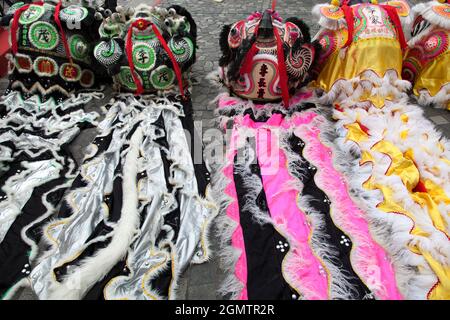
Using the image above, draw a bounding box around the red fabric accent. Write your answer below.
[334,103,344,112]
[125,23,144,95]
[380,4,407,51]
[54,0,73,65]
[273,27,290,107]
[150,24,185,99]
[357,122,370,135]
[239,42,258,75]
[239,25,259,75]
[413,180,428,193]
[126,19,185,97]
[11,2,44,54]
[341,3,354,48]
[271,0,277,11]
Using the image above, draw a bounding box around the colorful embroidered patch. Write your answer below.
[19,5,45,25]
[168,37,194,63]
[320,5,345,20]
[69,35,89,61]
[80,70,95,88]
[59,5,89,22]
[34,56,58,77]
[150,65,175,90]
[59,63,82,82]
[118,66,140,90]
[28,21,59,50]
[132,42,156,72]
[15,53,32,73]
[94,40,123,67]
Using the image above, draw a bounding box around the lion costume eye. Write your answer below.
[228,20,246,49]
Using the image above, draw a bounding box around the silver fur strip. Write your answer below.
[30,95,217,300]
[0,91,100,259]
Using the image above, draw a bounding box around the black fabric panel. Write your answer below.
[0,162,71,297]
[287,133,374,300]
[232,145,297,300]
[179,97,209,197]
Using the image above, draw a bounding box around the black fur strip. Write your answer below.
[227,35,256,82]
[285,17,311,43]
[168,5,198,40]
[219,24,232,67]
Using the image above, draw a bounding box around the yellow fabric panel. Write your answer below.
[413,52,450,98]
[315,38,403,93]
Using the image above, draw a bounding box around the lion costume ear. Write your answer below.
[285,17,311,43]
[312,2,346,30]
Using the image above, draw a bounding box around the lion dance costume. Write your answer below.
[313,0,449,299]
[212,6,404,300]
[0,0,104,299]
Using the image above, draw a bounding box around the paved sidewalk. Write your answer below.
[7,0,450,300]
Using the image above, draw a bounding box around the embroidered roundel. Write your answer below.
[15,53,32,73]
[168,37,194,63]
[132,42,156,72]
[118,67,139,90]
[80,70,95,88]
[28,21,59,50]
[19,5,45,25]
[60,63,82,82]
[34,56,58,77]
[432,4,450,19]
[94,40,123,67]
[150,65,175,90]
[422,31,448,60]
[69,35,89,60]
[320,5,344,20]
[60,5,89,22]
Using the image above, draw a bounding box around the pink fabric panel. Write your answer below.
[223,123,248,300]
[294,115,403,300]
[239,114,330,300]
